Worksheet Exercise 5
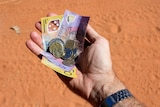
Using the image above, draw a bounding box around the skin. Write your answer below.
[26,13,146,107]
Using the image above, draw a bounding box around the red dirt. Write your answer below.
[0,0,160,107]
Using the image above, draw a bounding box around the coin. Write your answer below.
[62,59,75,66]
[62,48,73,59]
[71,48,78,59]
[65,40,76,49]
[49,38,64,46]
[49,38,65,58]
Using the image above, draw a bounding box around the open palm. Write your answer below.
[26,13,114,106]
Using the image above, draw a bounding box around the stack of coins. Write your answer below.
[49,38,78,66]
[62,39,78,66]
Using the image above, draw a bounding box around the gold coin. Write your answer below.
[49,39,64,58]
[71,48,78,59]
[62,59,75,66]
[65,40,76,49]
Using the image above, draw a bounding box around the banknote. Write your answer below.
[40,51,74,71]
[57,10,90,55]
[41,10,89,78]
[41,57,77,78]
[41,15,63,51]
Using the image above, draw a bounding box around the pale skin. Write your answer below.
[26,13,146,107]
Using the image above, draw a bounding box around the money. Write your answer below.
[40,10,90,78]
[62,59,76,66]
[49,38,65,58]
[62,48,78,66]
[48,20,60,31]
[55,10,89,66]
[40,51,75,71]
[41,15,63,51]
[41,57,77,78]
[71,48,78,59]
[65,39,76,49]
[62,39,78,63]
[62,48,73,59]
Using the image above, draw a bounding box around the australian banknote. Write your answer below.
[41,10,89,78]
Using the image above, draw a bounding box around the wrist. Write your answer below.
[89,73,126,106]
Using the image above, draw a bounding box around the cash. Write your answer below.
[49,38,65,58]
[41,10,90,78]
[41,15,63,51]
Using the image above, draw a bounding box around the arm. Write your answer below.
[89,76,146,107]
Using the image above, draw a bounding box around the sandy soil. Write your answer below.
[0,0,160,107]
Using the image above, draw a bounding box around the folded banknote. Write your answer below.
[41,10,90,78]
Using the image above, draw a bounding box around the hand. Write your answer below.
[26,13,125,106]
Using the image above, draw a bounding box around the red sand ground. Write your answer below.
[0,0,160,107]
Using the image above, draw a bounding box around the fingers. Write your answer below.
[26,31,43,56]
[47,13,57,17]
[26,39,43,56]
[30,31,43,48]
[86,25,100,43]
[35,21,41,32]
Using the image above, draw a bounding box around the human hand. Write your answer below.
[26,13,125,106]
